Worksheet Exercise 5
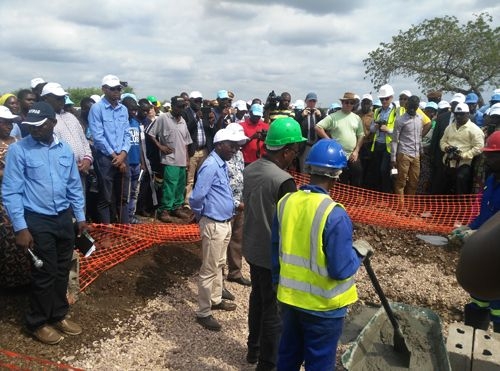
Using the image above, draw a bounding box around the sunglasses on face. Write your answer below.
[342,100,356,105]
[107,86,122,92]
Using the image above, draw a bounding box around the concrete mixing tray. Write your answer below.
[342,302,451,370]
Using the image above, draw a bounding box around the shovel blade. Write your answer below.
[394,328,412,367]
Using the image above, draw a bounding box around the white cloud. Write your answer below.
[0,0,498,105]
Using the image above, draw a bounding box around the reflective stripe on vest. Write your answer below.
[276,191,357,311]
[371,106,396,153]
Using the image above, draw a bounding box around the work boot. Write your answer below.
[31,325,63,345]
[170,208,191,219]
[196,315,221,331]
[464,303,490,330]
[158,210,172,223]
[211,300,237,311]
[53,317,82,336]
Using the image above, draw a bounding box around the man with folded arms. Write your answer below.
[2,102,86,344]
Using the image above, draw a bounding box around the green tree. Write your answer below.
[363,13,500,102]
[66,86,134,106]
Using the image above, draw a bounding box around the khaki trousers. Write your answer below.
[185,149,208,205]
[197,216,232,317]
[394,152,420,195]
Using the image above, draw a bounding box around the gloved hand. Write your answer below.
[353,239,374,259]
[461,228,476,241]
[450,225,470,236]
[448,225,473,245]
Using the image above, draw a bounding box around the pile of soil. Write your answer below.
[0,225,467,370]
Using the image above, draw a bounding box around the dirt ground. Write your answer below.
[0,224,467,370]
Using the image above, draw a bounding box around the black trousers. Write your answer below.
[24,209,74,331]
[248,263,282,370]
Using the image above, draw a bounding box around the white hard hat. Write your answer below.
[378,84,394,99]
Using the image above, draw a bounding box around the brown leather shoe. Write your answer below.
[158,210,172,223]
[53,318,82,336]
[32,325,63,345]
[211,300,237,311]
[170,208,191,219]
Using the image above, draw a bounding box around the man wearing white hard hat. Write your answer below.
[368,84,397,192]
[439,103,484,194]
[430,93,467,194]
[189,125,248,331]
[88,75,131,224]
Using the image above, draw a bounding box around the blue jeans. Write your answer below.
[128,164,141,218]
[278,304,344,371]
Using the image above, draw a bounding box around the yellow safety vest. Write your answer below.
[276,191,358,311]
[371,106,397,153]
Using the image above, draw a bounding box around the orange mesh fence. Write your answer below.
[0,349,83,370]
[79,171,481,292]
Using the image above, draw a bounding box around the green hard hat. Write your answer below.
[265,117,307,147]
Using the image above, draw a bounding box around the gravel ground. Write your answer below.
[1,224,470,370]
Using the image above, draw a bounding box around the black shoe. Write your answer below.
[222,288,235,301]
[196,315,221,331]
[246,348,259,364]
[227,276,251,286]
[211,300,237,311]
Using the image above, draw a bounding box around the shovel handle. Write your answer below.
[363,256,401,332]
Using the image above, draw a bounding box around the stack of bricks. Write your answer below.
[447,323,500,371]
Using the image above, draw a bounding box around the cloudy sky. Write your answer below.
[0,0,498,106]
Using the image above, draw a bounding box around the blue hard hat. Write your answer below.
[305,139,347,169]
[491,93,500,103]
[465,93,479,104]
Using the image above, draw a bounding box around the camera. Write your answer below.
[267,90,281,109]
[445,146,461,161]
[259,129,268,139]
[375,120,387,126]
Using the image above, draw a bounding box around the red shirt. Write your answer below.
[240,118,270,164]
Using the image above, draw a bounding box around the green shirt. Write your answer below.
[317,111,363,155]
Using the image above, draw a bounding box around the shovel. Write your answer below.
[363,251,412,366]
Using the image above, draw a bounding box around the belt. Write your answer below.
[205,216,232,223]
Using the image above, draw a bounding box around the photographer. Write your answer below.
[298,92,324,172]
[439,103,484,194]
[264,91,295,124]
[240,104,270,166]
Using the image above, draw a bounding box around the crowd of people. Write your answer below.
[1,75,500,369]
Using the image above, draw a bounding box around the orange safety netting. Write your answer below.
[0,349,83,370]
[78,171,481,292]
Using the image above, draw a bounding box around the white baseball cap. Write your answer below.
[213,126,249,145]
[454,103,470,113]
[0,106,19,120]
[101,74,121,87]
[30,77,45,89]
[41,82,68,97]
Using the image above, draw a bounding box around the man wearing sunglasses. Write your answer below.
[315,92,364,187]
[368,84,397,193]
[89,75,131,224]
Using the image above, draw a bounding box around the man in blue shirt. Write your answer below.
[2,102,86,345]
[88,74,131,223]
[189,126,248,331]
[271,139,363,370]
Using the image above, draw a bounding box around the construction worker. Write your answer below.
[452,131,500,332]
[271,138,364,370]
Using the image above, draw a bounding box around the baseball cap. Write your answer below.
[425,102,438,111]
[22,102,56,126]
[454,103,469,113]
[65,96,75,106]
[400,90,412,97]
[90,94,102,103]
[235,100,247,111]
[101,74,121,88]
[250,104,263,117]
[305,92,318,102]
[217,90,229,99]
[0,106,19,120]
[361,93,373,101]
[213,126,248,145]
[30,77,45,89]
[450,93,466,104]
[189,91,203,99]
[489,103,500,116]
[41,82,68,97]
[438,100,451,110]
